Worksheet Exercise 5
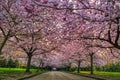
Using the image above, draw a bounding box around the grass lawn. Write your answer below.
[73,71,120,80]
[0,68,37,72]
[0,68,44,80]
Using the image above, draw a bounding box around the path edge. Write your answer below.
[18,71,46,80]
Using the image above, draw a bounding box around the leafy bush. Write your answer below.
[0,58,19,68]
[0,59,7,67]
[7,58,17,68]
[95,62,120,72]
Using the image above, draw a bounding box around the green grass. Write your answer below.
[79,71,120,77]
[73,71,120,80]
[94,71,120,77]
[0,67,37,73]
[0,68,44,80]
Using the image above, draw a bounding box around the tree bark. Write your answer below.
[77,60,82,73]
[69,63,71,71]
[41,63,44,71]
[90,53,94,74]
[26,55,32,73]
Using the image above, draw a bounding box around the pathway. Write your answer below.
[25,71,96,80]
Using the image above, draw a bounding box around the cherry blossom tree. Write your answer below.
[0,0,28,55]
[0,0,119,74]
[79,0,120,52]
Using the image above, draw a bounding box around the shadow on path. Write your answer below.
[18,72,46,80]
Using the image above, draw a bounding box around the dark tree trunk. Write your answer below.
[39,61,42,69]
[41,63,44,71]
[69,63,71,71]
[26,55,32,73]
[77,60,82,73]
[90,53,94,74]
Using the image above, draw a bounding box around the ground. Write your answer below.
[26,71,95,80]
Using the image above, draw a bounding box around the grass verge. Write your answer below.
[73,71,120,80]
[0,68,44,80]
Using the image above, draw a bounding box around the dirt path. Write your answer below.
[25,71,95,80]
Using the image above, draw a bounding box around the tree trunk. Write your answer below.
[69,63,71,71]
[26,55,32,73]
[90,53,94,74]
[41,63,44,71]
[77,60,81,73]
[37,60,43,71]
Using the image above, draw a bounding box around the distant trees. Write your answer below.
[0,58,7,67]
[7,58,18,68]
[0,58,19,68]
[101,62,120,72]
